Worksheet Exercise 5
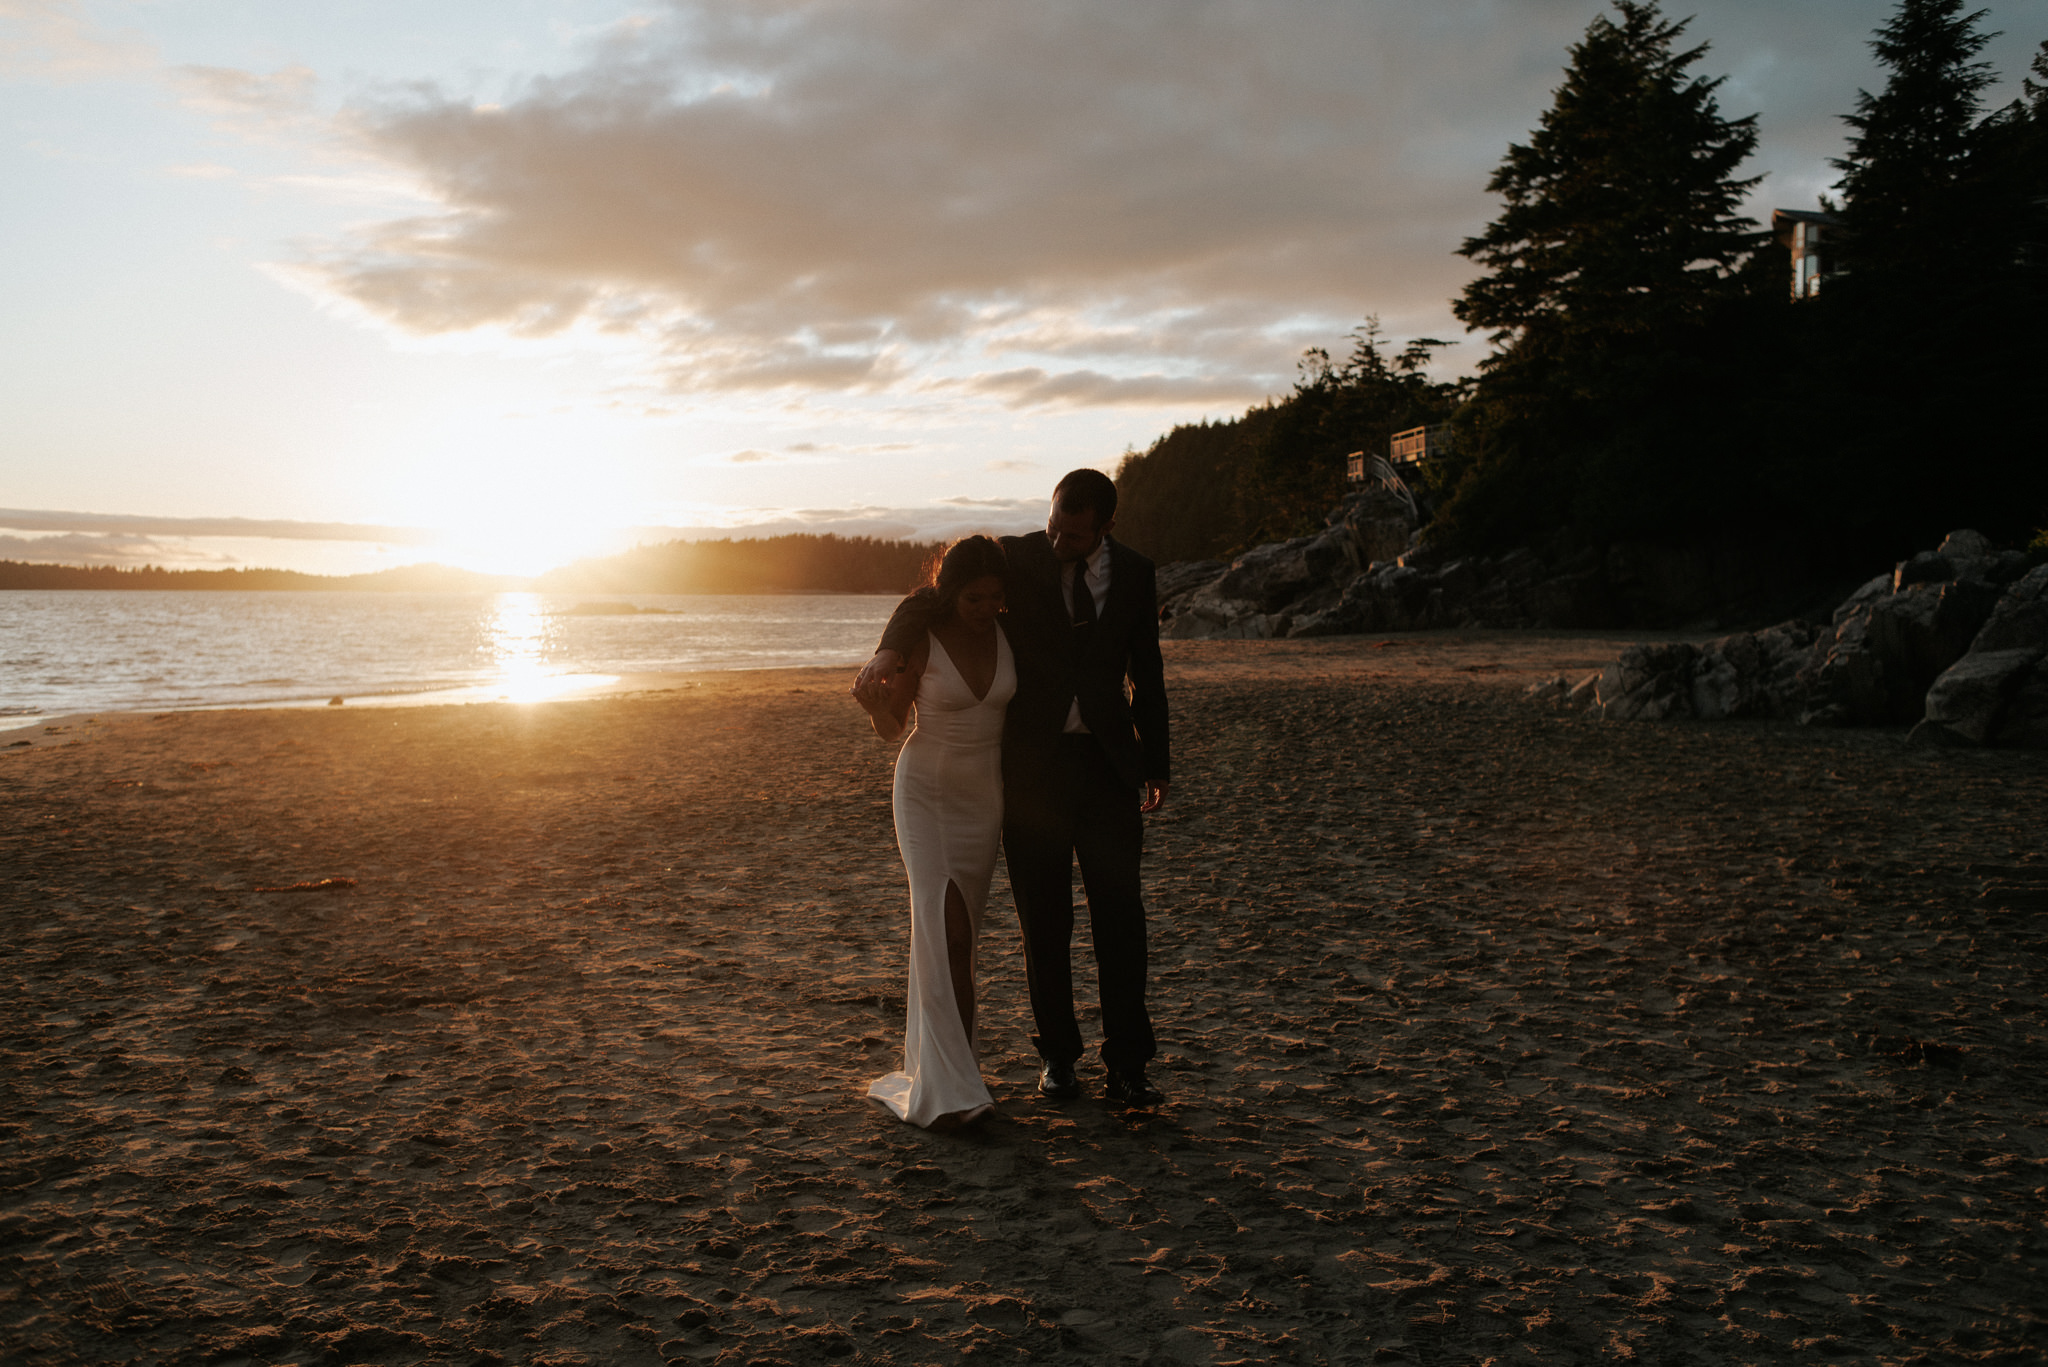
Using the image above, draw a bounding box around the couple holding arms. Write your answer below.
[853,468,1172,1130]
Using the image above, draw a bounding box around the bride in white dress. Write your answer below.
[855,536,1016,1130]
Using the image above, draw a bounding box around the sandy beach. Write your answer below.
[3,631,2044,1365]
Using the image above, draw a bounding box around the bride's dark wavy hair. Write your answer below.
[924,535,1007,620]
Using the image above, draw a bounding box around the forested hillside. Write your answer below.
[1113,327,1462,563]
[534,533,940,595]
[1114,0,2048,574]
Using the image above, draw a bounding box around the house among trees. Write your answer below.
[1349,424,1449,482]
[1392,424,1450,471]
[1773,208,1842,298]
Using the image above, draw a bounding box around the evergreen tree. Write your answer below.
[1111,408,1278,564]
[1434,0,1766,553]
[1815,4,2048,553]
[1831,0,1999,278]
[1453,0,1762,353]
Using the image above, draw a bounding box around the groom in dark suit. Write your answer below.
[854,468,1171,1106]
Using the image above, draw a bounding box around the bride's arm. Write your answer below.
[851,588,940,695]
[855,642,923,740]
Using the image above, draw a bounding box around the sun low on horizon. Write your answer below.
[5,1,2045,576]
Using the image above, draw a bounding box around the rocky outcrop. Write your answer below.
[1910,564,2048,748]
[1797,532,2030,727]
[1153,502,2044,751]
[1570,622,1826,723]
[1161,489,1389,640]
[1160,487,1620,641]
[1555,531,2045,748]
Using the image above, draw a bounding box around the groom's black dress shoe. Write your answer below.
[1104,1068,1164,1108]
[1038,1061,1081,1099]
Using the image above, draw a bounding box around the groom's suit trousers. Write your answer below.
[1003,732,1154,1071]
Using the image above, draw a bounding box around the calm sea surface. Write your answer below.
[0,591,898,728]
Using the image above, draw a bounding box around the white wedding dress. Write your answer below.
[867,626,1016,1128]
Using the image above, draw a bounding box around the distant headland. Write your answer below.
[0,532,942,596]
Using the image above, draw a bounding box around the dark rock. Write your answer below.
[1800,543,2008,726]
[1910,650,2041,746]
[1967,563,2048,654]
[1595,642,1700,721]
[1937,528,1994,560]
[1337,487,1418,564]
[1208,527,1360,615]
[1832,573,1891,625]
[1893,551,1954,591]
[1154,559,1226,607]
[1212,538,1319,612]
[1688,622,1821,720]
[1991,658,2048,749]
[1911,565,2048,747]
[1160,574,1276,638]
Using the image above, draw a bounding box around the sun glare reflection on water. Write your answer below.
[482,592,616,702]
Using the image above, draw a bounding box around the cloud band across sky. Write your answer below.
[0,508,438,543]
[289,0,1543,405]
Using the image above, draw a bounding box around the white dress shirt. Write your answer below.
[1061,537,1112,734]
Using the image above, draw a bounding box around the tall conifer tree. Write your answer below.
[1831,0,1999,278]
[1434,1,1764,554]
[1819,5,2048,552]
[1453,0,1761,353]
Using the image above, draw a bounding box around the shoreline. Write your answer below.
[0,664,874,740]
[1,627,1719,742]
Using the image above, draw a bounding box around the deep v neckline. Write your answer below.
[930,627,1003,703]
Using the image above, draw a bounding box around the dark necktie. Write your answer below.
[1069,561,1098,630]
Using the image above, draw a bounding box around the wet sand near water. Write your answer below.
[3,633,2044,1365]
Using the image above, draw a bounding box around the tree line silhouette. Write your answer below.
[0,534,941,595]
[1114,0,2048,574]
[0,562,518,592]
[534,534,939,595]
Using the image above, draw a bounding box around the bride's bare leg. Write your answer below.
[943,879,975,1043]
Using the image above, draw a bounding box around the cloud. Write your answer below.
[0,508,437,544]
[986,459,1036,472]
[292,0,1586,398]
[175,63,320,132]
[0,0,151,80]
[625,496,1048,545]
[232,0,2046,405]
[946,367,1270,409]
[0,532,200,566]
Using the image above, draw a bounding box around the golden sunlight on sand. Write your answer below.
[3,635,2043,1363]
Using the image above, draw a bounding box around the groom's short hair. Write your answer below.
[1053,468,1117,526]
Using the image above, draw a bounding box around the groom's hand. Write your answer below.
[852,650,904,701]
[1140,781,1169,813]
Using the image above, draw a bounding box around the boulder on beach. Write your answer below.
[1562,529,2045,748]
[1910,564,2048,749]
[1799,534,2030,727]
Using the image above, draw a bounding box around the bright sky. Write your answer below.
[4,0,2044,576]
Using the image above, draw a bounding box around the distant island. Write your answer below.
[0,561,524,593]
[534,533,939,596]
[0,532,943,596]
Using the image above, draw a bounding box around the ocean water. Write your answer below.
[0,591,899,727]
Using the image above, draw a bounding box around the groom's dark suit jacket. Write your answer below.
[882,531,1170,792]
